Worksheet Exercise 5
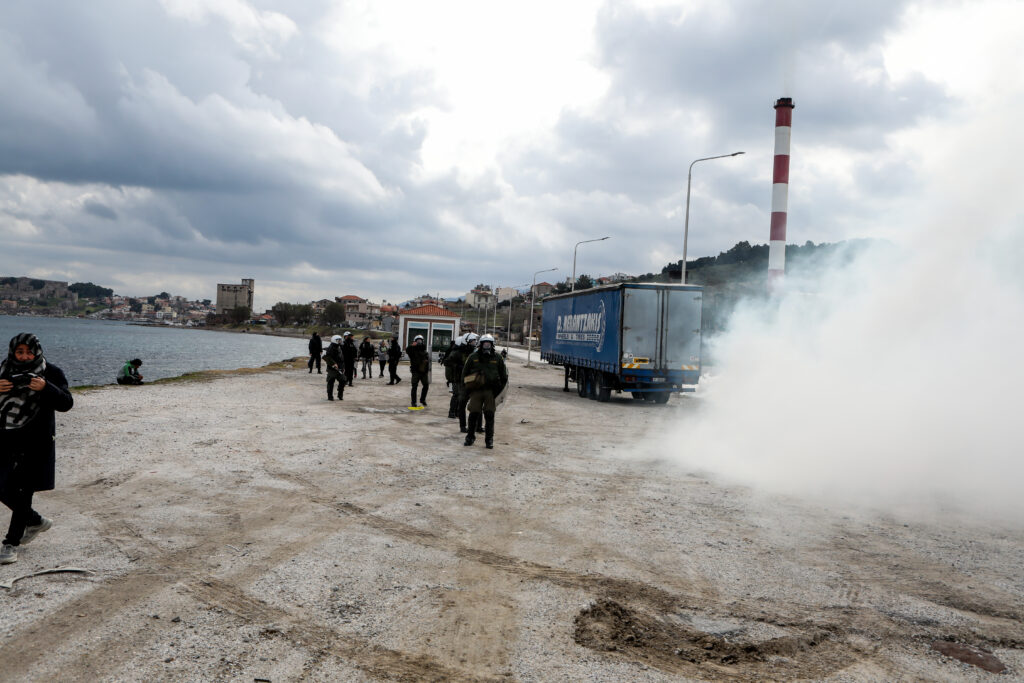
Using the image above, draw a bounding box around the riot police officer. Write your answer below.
[324,335,345,400]
[444,335,469,426]
[405,335,431,408]
[462,334,507,448]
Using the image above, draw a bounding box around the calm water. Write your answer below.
[0,317,309,386]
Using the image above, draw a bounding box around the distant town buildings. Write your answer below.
[464,285,496,308]
[403,294,445,309]
[494,286,521,302]
[336,295,381,327]
[531,282,555,299]
[596,272,632,285]
[309,299,333,316]
[216,278,254,313]
[0,277,78,311]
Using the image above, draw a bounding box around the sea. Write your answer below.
[0,317,309,386]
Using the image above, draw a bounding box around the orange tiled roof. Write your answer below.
[401,304,459,318]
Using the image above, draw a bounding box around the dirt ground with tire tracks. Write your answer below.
[2,355,1023,681]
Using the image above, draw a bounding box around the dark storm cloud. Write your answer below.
[0,0,470,299]
[0,1,961,304]
[0,3,392,232]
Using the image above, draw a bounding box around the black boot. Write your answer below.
[420,387,428,408]
[410,386,418,407]
[484,411,495,449]
[464,414,478,446]
[448,393,458,419]
[459,411,467,433]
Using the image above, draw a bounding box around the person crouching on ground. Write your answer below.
[324,335,345,401]
[117,358,144,385]
[0,333,74,565]
[462,334,507,449]
[405,335,431,408]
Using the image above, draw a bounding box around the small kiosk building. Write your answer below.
[397,305,461,360]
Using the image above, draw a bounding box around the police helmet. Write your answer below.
[331,335,342,344]
[479,334,495,349]
[465,332,479,345]
[343,331,352,337]
[414,335,424,342]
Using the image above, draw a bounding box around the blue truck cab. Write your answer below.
[540,283,702,403]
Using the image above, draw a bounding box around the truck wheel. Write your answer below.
[596,372,611,402]
[653,392,671,404]
[576,368,587,397]
[631,392,645,400]
[585,370,597,400]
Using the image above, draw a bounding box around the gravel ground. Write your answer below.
[1,358,1022,681]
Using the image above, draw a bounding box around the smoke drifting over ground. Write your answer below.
[669,225,1024,521]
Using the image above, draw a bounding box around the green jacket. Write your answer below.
[323,342,343,370]
[462,349,507,393]
[119,361,139,380]
[405,343,431,375]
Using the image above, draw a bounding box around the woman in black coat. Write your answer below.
[0,333,74,564]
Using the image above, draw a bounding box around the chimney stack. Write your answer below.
[769,97,794,284]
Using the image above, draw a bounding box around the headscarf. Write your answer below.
[0,333,48,430]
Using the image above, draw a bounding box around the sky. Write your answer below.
[1,0,1021,311]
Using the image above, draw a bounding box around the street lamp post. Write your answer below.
[526,268,557,366]
[491,286,498,335]
[571,237,610,291]
[682,152,743,284]
[503,283,530,346]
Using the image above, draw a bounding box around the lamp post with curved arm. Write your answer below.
[526,267,557,367]
[682,152,743,284]
[571,237,610,291]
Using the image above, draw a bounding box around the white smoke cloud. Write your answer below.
[671,232,1022,520]
[663,73,1024,520]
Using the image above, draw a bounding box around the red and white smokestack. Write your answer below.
[769,97,794,283]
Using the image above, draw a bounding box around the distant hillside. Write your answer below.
[623,239,884,333]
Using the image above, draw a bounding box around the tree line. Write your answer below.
[269,301,346,326]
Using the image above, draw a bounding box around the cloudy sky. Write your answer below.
[1,0,1020,310]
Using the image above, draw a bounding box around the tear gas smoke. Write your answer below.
[666,225,1024,521]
